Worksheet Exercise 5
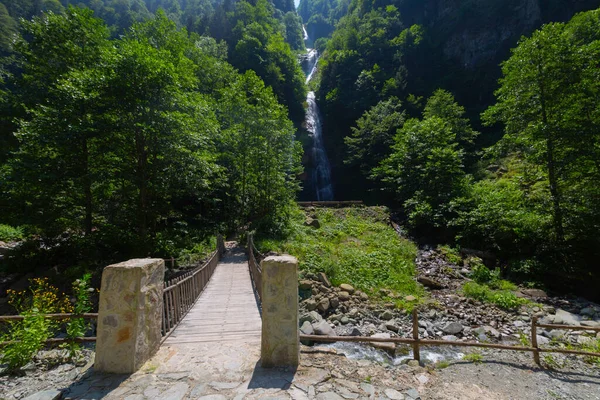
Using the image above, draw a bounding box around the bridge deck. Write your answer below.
[162,247,261,345]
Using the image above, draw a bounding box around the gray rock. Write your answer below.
[313,320,336,336]
[553,309,582,326]
[339,284,355,294]
[385,322,399,332]
[300,320,314,335]
[520,288,547,298]
[305,299,318,311]
[581,320,600,327]
[318,272,331,287]
[349,327,362,336]
[537,335,550,345]
[405,388,421,399]
[442,322,463,334]
[441,335,458,341]
[384,388,405,400]
[318,298,330,313]
[330,297,340,309]
[162,382,190,400]
[316,392,345,400]
[299,280,313,290]
[548,330,564,340]
[23,390,62,400]
[580,307,596,317]
[381,310,394,320]
[340,316,350,325]
[417,276,445,290]
[339,291,351,301]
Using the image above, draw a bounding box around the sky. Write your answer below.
[294,0,300,8]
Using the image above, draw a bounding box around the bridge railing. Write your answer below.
[161,234,225,340]
[247,233,262,303]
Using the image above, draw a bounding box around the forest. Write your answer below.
[0,0,599,303]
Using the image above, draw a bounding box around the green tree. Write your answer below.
[482,9,600,244]
[376,91,475,230]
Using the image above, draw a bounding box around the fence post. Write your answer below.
[531,316,540,366]
[412,308,421,362]
[260,255,299,367]
[95,258,164,373]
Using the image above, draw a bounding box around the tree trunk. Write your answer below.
[83,139,93,236]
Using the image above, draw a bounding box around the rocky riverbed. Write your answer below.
[298,246,600,364]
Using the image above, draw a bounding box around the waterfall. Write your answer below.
[306,92,334,201]
[302,26,334,201]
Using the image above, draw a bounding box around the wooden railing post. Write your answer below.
[412,308,420,362]
[531,316,540,365]
[96,259,164,373]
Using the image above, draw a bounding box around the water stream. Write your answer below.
[302,27,334,201]
[322,342,465,365]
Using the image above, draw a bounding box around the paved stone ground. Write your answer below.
[60,341,425,400]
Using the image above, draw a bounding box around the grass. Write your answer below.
[462,352,483,363]
[0,224,24,242]
[257,206,423,309]
[462,281,528,310]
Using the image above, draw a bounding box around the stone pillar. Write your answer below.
[260,255,299,367]
[95,259,164,373]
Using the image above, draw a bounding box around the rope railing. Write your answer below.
[161,234,225,341]
[247,233,262,303]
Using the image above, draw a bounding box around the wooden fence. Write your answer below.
[247,233,262,303]
[161,234,225,341]
[300,309,600,366]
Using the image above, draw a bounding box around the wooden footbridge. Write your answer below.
[161,246,261,345]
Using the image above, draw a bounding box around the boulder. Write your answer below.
[442,322,464,334]
[317,298,330,313]
[580,307,597,317]
[349,327,362,336]
[553,309,582,326]
[417,276,445,290]
[339,291,351,301]
[404,295,416,302]
[339,284,355,294]
[330,297,340,309]
[369,333,395,354]
[313,320,336,336]
[304,299,317,311]
[380,310,394,320]
[300,321,314,335]
[581,320,600,328]
[359,292,369,301]
[299,280,313,291]
[318,272,331,288]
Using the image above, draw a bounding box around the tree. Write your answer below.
[376,91,475,230]
[345,96,404,179]
[6,7,110,235]
[482,9,600,244]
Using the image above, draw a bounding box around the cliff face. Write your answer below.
[401,0,600,70]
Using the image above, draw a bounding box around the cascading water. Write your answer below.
[302,26,334,201]
[306,92,334,201]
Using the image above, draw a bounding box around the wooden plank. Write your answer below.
[162,247,262,346]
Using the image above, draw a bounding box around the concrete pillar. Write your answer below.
[95,258,164,373]
[260,255,299,367]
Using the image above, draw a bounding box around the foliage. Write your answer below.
[0,224,23,241]
[1,278,72,371]
[0,8,303,267]
[437,245,462,265]
[63,274,94,359]
[462,281,526,310]
[257,206,423,308]
[471,264,500,285]
[461,352,483,364]
[375,90,476,231]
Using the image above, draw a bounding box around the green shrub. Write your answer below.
[62,274,94,359]
[471,263,500,284]
[1,278,72,372]
[0,224,24,241]
[462,281,526,310]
